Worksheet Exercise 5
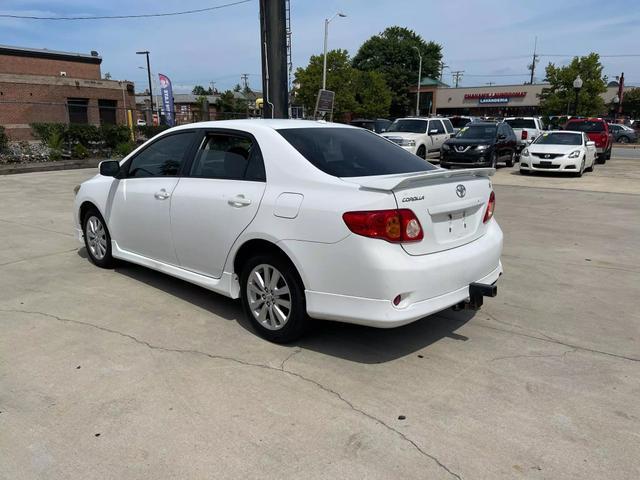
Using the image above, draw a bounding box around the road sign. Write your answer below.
[314,89,335,120]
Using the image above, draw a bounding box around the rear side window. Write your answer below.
[450,117,471,128]
[278,128,436,178]
[190,133,265,181]
[566,121,605,133]
[505,118,537,129]
[442,118,454,134]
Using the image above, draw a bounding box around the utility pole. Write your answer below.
[259,0,288,118]
[413,46,422,116]
[209,81,216,94]
[528,36,538,84]
[486,82,495,86]
[451,70,464,88]
[136,50,154,124]
[439,61,448,82]
[240,73,249,90]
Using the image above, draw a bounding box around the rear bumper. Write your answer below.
[283,220,503,328]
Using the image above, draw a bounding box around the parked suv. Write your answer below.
[564,118,613,163]
[381,117,454,159]
[441,122,518,168]
[349,118,392,134]
[608,123,637,144]
[504,117,545,152]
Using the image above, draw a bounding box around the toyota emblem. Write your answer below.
[456,184,466,198]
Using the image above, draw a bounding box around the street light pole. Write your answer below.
[136,50,154,124]
[322,12,346,90]
[413,46,422,117]
[572,75,583,117]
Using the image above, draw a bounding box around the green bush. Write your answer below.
[65,124,100,146]
[114,141,135,157]
[49,149,62,161]
[100,124,131,148]
[47,129,64,150]
[73,143,89,159]
[136,124,170,139]
[30,122,66,144]
[0,126,8,151]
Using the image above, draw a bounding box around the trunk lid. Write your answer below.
[342,168,494,255]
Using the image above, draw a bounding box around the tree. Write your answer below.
[215,90,248,119]
[539,53,607,116]
[192,85,213,95]
[352,26,442,117]
[233,83,242,93]
[352,70,392,118]
[294,49,358,120]
[622,87,640,118]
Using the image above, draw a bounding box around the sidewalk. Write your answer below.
[0,158,101,175]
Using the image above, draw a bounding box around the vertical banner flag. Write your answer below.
[158,73,175,126]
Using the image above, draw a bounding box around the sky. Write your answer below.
[1,0,638,94]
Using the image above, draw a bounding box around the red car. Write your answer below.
[564,118,613,164]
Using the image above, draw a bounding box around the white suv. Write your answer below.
[382,117,454,159]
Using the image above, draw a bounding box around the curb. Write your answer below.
[0,158,102,175]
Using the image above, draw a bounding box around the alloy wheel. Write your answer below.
[246,264,292,331]
[86,215,108,260]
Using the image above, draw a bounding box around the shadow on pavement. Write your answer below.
[91,253,476,364]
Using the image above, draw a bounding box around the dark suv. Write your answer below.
[564,118,612,163]
[349,118,392,134]
[441,122,518,168]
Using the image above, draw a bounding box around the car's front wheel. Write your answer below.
[240,255,308,343]
[505,151,514,168]
[82,209,114,268]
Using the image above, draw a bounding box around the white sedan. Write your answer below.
[519,130,597,176]
[74,120,503,342]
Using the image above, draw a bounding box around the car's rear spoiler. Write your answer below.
[340,167,495,192]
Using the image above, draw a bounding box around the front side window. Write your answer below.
[190,133,265,181]
[387,119,428,133]
[278,127,436,178]
[127,131,196,178]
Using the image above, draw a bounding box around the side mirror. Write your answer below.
[429,129,439,135]
[99,160,121,178]
[587,141,596,147]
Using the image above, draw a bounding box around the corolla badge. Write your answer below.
[456,184,466,198]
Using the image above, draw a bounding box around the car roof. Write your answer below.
[468,122,499,126]
[169,119,356,132]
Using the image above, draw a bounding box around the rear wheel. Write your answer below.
[416,145,426,160]
[605,147,612,160]
[240,254,308,343]
[597,154,606,164]
[619,136,629,144]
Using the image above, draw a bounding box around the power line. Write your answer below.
[451,70,464,88]
[0,0,253,20]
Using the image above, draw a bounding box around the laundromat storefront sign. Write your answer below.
[465,91,527,105]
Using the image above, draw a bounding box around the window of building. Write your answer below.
[99,99,117,125]
[67,98,89,124]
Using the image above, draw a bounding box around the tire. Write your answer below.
[619,136,629,144]
[506,151,514,168]
[597,154,606,165]
[490,152,498,169]
[520,169,530,175]
[605,148,612,160]
[416,145,426,160]
[240,254,308,343]
[82,208,114,268]
[585,157,594,172]
[575,158,585,177]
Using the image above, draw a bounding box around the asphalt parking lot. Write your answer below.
[1,148,638,480]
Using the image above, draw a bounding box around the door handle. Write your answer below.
[154,189,170,200]
[228,195,251,207]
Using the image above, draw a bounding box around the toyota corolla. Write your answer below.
[74,120,503,342]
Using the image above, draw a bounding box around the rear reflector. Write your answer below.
[521,130,528,140]
[343,209,424,243]
[483,191,495,223]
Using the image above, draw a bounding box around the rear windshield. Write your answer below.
[456,125,497,140]
[387,119,428,133]
[534,132,581,146]
[278,128,436,177]
[450,117,471,128]
[505,118,537,129]
[566,121,605,133]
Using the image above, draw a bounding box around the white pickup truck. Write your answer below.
[381,117,454,160]
[504,117,545,152]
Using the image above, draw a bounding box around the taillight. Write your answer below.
[521,130,528,140]
[483,191,495,223]
[342,209,424,243]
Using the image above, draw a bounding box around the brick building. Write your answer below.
[0,44,136,140]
